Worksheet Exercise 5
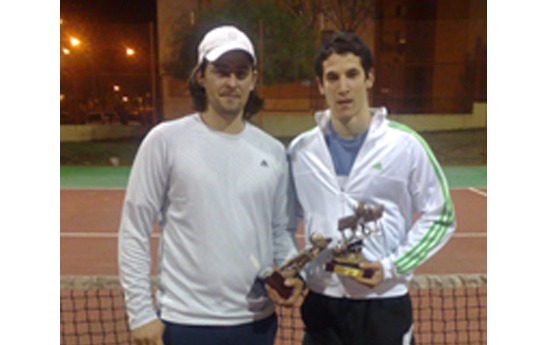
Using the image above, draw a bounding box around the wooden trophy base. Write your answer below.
[264,271,293,299]
[325,261,374,278]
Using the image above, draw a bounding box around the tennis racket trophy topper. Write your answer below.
[325,202,384,278]
[264,232,331,299]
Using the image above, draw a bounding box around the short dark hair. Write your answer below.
[315,32,373,82]
[188,59,264,120]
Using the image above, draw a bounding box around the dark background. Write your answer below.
[61,0,157,23]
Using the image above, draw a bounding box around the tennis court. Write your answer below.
[60,166,486,344]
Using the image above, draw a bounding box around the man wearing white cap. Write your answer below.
[118,25,303,345]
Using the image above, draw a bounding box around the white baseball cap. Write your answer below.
[197,25,256,65]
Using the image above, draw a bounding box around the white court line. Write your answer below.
[61,231,486,239]
[61,188,126,191]
[452,232,486,238]
[296,232,486,239]
[62,187,483,192]
[61,232,160,239]
[468,187,487,197]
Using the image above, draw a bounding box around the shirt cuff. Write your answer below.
[380,257,398,281]
[258,266,274,279]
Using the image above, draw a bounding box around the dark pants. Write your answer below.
[301,291,415,345]
[162,313,277,345]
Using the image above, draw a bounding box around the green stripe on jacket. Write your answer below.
[388,121,455,274]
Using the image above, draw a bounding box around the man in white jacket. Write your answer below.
[288,32,456,345]
[118,26,302,345]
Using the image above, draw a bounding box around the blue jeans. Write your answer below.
[162,313,277,345]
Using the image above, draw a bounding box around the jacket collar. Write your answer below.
[314,107,388,136]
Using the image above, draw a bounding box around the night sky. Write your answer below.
[60,0,157,23]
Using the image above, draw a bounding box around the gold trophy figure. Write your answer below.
[325,202,384,278]
[265,232,331,298]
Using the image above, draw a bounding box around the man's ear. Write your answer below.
[366,69,375,89]
[317,77,325,96]
[251,70,258,91]
[196,69,205,87]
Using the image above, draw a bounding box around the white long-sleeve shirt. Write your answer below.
[288,107,456,299]
[118,114,297,330]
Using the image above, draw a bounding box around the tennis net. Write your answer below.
[61,274,486,345]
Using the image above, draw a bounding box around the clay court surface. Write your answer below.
[60,187,486,276]
[60,168,486,344]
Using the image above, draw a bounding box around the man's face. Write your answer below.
[198,51,257,119]
[318,52,374,123]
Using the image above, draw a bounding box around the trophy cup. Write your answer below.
[264,232,331,298]
[325,202,384,278]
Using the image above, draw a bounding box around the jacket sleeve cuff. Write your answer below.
[380,257,398,281]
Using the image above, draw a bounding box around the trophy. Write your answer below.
[265,232,331,298]
[325,202,384,278]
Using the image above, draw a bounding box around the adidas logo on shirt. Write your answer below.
[260,160,269,167]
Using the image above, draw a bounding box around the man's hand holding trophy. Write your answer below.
[264,232,331,306]
[264,202,384,304]
[325,202,384,282]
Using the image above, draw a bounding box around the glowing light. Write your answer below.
[70,37,81,47]
[126,48,135,56]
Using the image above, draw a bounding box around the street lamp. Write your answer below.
[60,19,159,125]
[70,37,81,47]
[63,35,98,99]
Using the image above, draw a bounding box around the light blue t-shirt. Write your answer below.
[325,122,368,177]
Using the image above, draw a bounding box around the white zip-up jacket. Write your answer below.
[288,107,456,299]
